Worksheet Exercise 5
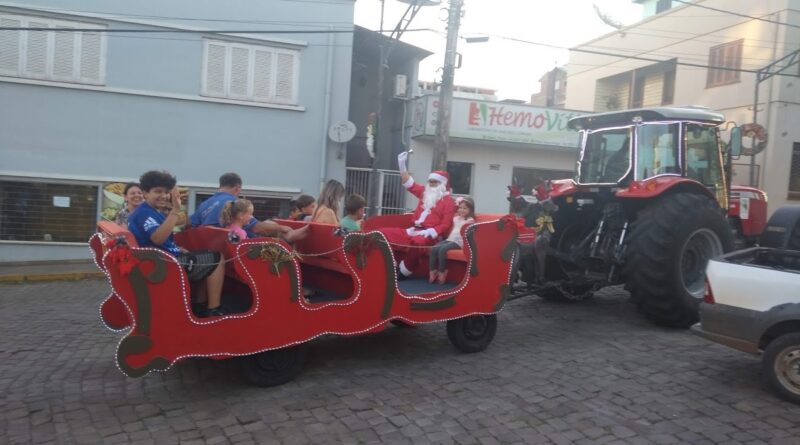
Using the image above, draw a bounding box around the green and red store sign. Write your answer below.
[411,95,582,148]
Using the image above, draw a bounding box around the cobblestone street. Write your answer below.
[1,279,798,444]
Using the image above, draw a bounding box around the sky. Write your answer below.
[354,0,644,101]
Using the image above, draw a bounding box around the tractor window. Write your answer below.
[686,124,723,187]
[578,128,631,184]
[636,123,679,179]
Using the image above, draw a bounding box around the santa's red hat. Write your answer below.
[428,170,449,187]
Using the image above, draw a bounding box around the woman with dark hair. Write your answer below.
[114,182,144,226]
[312,179,346,225]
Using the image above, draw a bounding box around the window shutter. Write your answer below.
[230,46,250,97]
[0,18,21,73]
[79,31,102,82]
[275,52,295,102]
[205,43,226,96]
[53,28,76,79]
[253,49,273,100]
[25,23,49,76]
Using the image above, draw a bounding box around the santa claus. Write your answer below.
[380,151,456,279]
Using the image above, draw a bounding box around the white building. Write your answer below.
[406,95,581,213]
[566,0,800,213]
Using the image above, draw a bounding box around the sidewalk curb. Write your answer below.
[0,272,105,284]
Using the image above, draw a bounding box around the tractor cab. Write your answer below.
[568,107,733,208]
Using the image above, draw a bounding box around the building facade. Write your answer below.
[566,0,800,214]
[0,0,355,262]
[407,95,582,213]
[530,67,567,108]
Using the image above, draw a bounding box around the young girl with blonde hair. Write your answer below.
[220,198,254,241]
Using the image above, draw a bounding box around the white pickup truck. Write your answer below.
[691,212,800,404]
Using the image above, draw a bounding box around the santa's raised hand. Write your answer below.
[397,151,409,173]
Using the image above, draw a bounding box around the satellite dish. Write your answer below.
[328,121,357,143]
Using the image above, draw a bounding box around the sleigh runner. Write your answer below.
[90,213,520,386]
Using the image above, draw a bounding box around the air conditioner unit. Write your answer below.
[393,74,408,98]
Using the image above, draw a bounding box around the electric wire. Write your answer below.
[672,0,800,29]
[489,33,797,77]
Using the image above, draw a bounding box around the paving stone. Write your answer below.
[1,281,798,444]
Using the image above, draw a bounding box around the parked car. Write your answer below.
[691,206,800,404]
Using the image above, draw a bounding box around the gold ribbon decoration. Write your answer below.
[534,215,555,234]
[258,243,295,276]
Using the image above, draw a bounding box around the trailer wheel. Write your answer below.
[762,332,800,405]
[447,314,497,353]
[625,193,733,328]
[242,344,308,387]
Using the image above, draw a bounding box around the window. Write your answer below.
[0,13,105,84]
[662,68,675,105]
[686,124,724,189]
[707,40,742,88]
[446,161,473,195]
[579,128,632,183]
[790,142,800,199]
[636,123,679,179]
[202,39,300,105]
[0,180,98,242]
[656,0,672,14]
[195,193,289,222]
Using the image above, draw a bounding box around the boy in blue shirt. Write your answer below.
[191,172,308,241]
[129,170,227,317]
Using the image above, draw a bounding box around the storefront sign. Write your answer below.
[411,95,582,149]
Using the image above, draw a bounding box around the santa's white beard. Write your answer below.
[422,183,446,209]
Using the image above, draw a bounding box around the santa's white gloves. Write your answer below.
[397,151,409,173]
[422,228,438,239]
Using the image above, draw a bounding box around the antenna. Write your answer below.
[592,3,626,37]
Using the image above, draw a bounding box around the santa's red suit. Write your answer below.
[380,170,456,277]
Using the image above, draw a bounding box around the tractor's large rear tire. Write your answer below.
[625,193,733,328]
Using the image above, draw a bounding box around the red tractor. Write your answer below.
[514,107,767,328]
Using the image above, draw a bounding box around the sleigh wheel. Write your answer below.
[446,314,497,353]
[242,344,308,387]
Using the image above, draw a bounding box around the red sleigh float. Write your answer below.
[89,213,521,386]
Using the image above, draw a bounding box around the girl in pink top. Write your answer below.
[220,198,254,241]
[429,197,475,284]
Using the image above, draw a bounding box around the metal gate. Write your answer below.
[345,167,408,215]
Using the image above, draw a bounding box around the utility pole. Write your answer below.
[748,47,799,186]
[431,0,463,171]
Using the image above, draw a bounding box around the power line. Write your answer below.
[564,13,762,79]
[672,0,800,29]
[0,27,353,34]
[490,33,798,78]
[3,5,354,26]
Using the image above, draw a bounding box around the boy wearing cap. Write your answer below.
[379,152,456,279]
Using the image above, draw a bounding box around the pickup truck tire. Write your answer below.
[762,332,800,405]
[625,193,733,328]
[447,314,497,353]
[242,344,308,387]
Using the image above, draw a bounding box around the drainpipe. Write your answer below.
[319,26,335,190]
